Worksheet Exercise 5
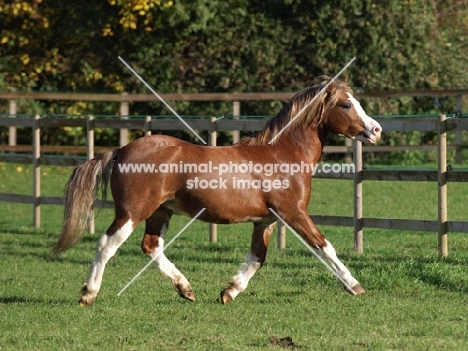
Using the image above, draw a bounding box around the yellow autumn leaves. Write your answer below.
[0,0,48,45]
[0,0,41,16]
[0,0,174,41]
[108,0,174,31]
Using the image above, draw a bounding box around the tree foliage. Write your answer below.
[1,0,468,153]
[1,1,467,106]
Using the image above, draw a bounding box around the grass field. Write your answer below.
[1,162,468,350]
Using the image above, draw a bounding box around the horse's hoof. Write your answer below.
[79,283,96,306]
[352,284,366,295]
[175,285,195,301]
[78,295,95,306]
[220,290,234,304]
[344,283,366,295]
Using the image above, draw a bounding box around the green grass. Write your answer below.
[1,162,468,350]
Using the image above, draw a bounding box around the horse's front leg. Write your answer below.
[221,221,276,304]
[278,209,364,295]
[315,238,365,294]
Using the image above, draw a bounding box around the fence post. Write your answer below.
[144,116,152,136]
[233,101,240,144]
[87,115,95,234]
[120,92,129,147]
[33,114,41,228]
[438,114,448,257]
[353,139,363,253]
[9,97,17,146]
[345,138,352,163]
[277,222,286,249]
[209,116,217,243]
[455,94,463,164]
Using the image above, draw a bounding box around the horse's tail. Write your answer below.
[51,149,119,256]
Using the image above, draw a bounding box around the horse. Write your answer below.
[52,76,382,306]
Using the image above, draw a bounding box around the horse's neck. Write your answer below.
[280,128,325,164]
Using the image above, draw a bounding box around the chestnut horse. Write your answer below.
[52,76,381,306]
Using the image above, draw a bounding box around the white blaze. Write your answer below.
[347,92,381,143]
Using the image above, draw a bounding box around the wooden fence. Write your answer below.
[0,89,468,163]
[0,114,468,256]
[1,89,467,161]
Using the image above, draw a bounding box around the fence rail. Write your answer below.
[2,87,468,101]
[2,88,467,161]
[0,114,467,256]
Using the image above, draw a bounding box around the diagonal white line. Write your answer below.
[118,56,207,145]
[268,208,355,292]
[268,57,356,145]
[117,207,206,296]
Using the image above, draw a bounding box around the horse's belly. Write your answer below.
[161,194,270,224]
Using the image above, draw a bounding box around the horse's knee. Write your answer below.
[250,222,275,262]
[101,219,134,252]
[141,233,160,255]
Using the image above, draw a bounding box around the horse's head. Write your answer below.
[317,78,382,145]
[241,76,381,147]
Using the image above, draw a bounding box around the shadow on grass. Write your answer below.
[0,245,93,265]
[404,261,468,293]
[337,252,468,294]
[0,224,50,235]
[338,251,468,270]
[0,296,74,305]
[261,249,468,295]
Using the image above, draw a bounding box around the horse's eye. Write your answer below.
[341,102,352,110]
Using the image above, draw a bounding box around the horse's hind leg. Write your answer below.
[80,216,135,306]
[221,221,276,304]
[141,208,195,301]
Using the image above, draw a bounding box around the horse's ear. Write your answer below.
[343,75,348,84]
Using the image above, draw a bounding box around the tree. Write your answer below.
[2,0,468,147]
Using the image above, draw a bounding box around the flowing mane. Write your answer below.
[241,76,353,146]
